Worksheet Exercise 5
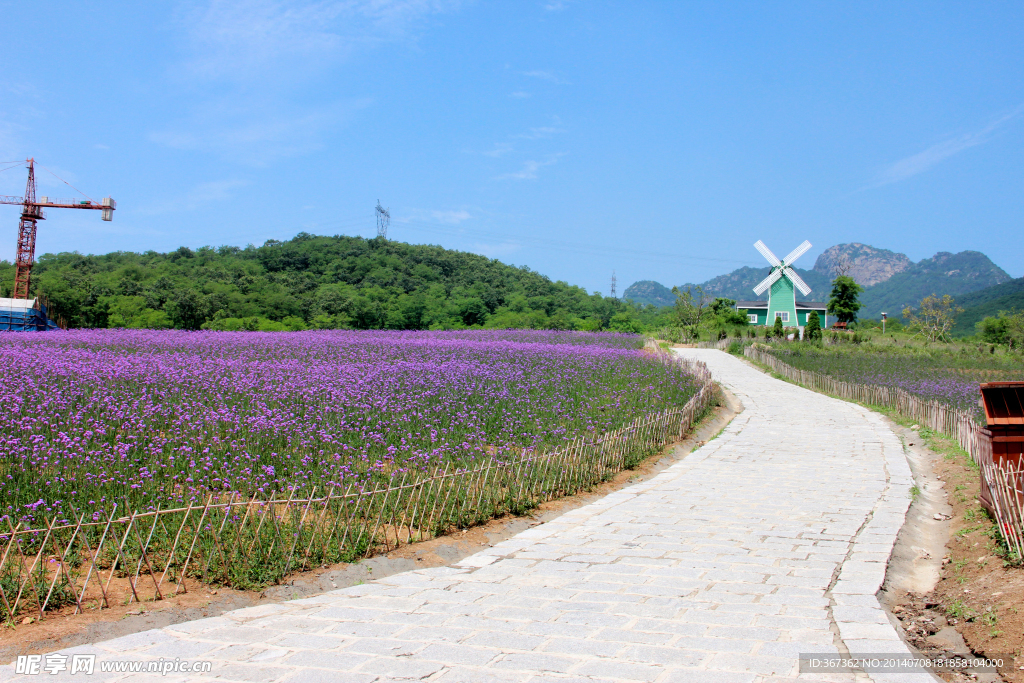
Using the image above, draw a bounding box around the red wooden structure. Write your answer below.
[978,382,1024,515]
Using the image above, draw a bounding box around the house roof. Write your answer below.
[735,300,828,311]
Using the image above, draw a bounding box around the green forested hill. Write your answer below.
[857,251,1010,318]
[952,277,1024,336]
[0,233,646,331]
[623,280,675,307]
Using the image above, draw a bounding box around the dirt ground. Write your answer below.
[884,423,1024,683]
[0,387,739,664]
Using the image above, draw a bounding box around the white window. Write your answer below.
[747,314,758,323]
[775,311,790,323]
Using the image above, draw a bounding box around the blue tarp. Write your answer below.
[0,298,60,331]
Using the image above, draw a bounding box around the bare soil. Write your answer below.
[0,387,739,664]
[885,424,1024,683]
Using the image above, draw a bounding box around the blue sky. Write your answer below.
[1,1,1022,296]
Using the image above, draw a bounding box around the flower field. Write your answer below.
[764,343,1024,420]
[0,329,700,527]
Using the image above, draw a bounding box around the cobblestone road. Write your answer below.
[3,350,932,682]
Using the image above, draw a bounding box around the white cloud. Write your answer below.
[522,69,566,84]
[177,0,347,81]
[516,126,562,139]
[482,142,514,157]
[470,241,520,258]
[177,0,461,83]
[509,91,531,99]
[0,82,44,178]
[139,178,249,215]
[0,120,25,165]
[480,122,562,159]
[187,179,250,205]
[430,209,471,224]
[870,105,1024,187]
[496,154,564,180]
[542,0,570,10]
[400,208,473,225]
[159,1,458,164]
[149,98,373,165]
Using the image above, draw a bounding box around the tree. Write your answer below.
[976,315,1009,344]
[1006,311,1024,350]
[165,289,211,330]
[708,297,734,317]
[608,311,643,333]
[453,296,489,326]
[107,296,171,329]
[977,310,1024,349]
[830,254,853,278]
[670,285,711,339]
[702,297,749,339]
[709,297,749,326]
[902,294,963,342]
[805,310,822,341]
[828,275,863,324]
[24,232,649,332]
[772,314,784,338]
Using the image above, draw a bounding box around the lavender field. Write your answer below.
[766,343,1024,420]
[0,329,700,527]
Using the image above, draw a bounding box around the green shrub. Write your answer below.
[805,311,822,341]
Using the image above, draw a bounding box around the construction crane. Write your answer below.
[0,158,115,299]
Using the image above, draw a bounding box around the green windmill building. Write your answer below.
[735,240,830,330]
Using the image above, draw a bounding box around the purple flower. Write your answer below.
[1,329,698,522]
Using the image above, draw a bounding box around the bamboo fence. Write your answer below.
[0,351,714,623]
[743,343,1024,559]
[695,339,733,350]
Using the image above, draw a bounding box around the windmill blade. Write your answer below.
[782,240,812,266]
[754,240,782,267]
[753,267,783,296]
[786,266,812,296]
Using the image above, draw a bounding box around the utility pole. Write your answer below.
[610,270,617,300]
[375,200,390,239]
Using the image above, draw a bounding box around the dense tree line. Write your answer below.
[0,233,673,332]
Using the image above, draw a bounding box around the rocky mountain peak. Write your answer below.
[812,243,911,287]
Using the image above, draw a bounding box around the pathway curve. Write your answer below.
[3,350,930,683]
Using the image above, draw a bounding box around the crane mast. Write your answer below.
[0,159,115,299]
[14,160,39,300]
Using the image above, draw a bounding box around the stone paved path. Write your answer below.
[3,350,933,682]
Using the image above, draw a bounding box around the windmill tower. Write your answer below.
[752,240,812,326]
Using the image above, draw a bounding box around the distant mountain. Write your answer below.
[694,266,832,303]
[813,243,911,287]
[623,280,675,307]
[624,244,1012,319]
[626,266,830,308]
[858,251,1011,319]
[956,276,1024,310]
[951,277,1024,336]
